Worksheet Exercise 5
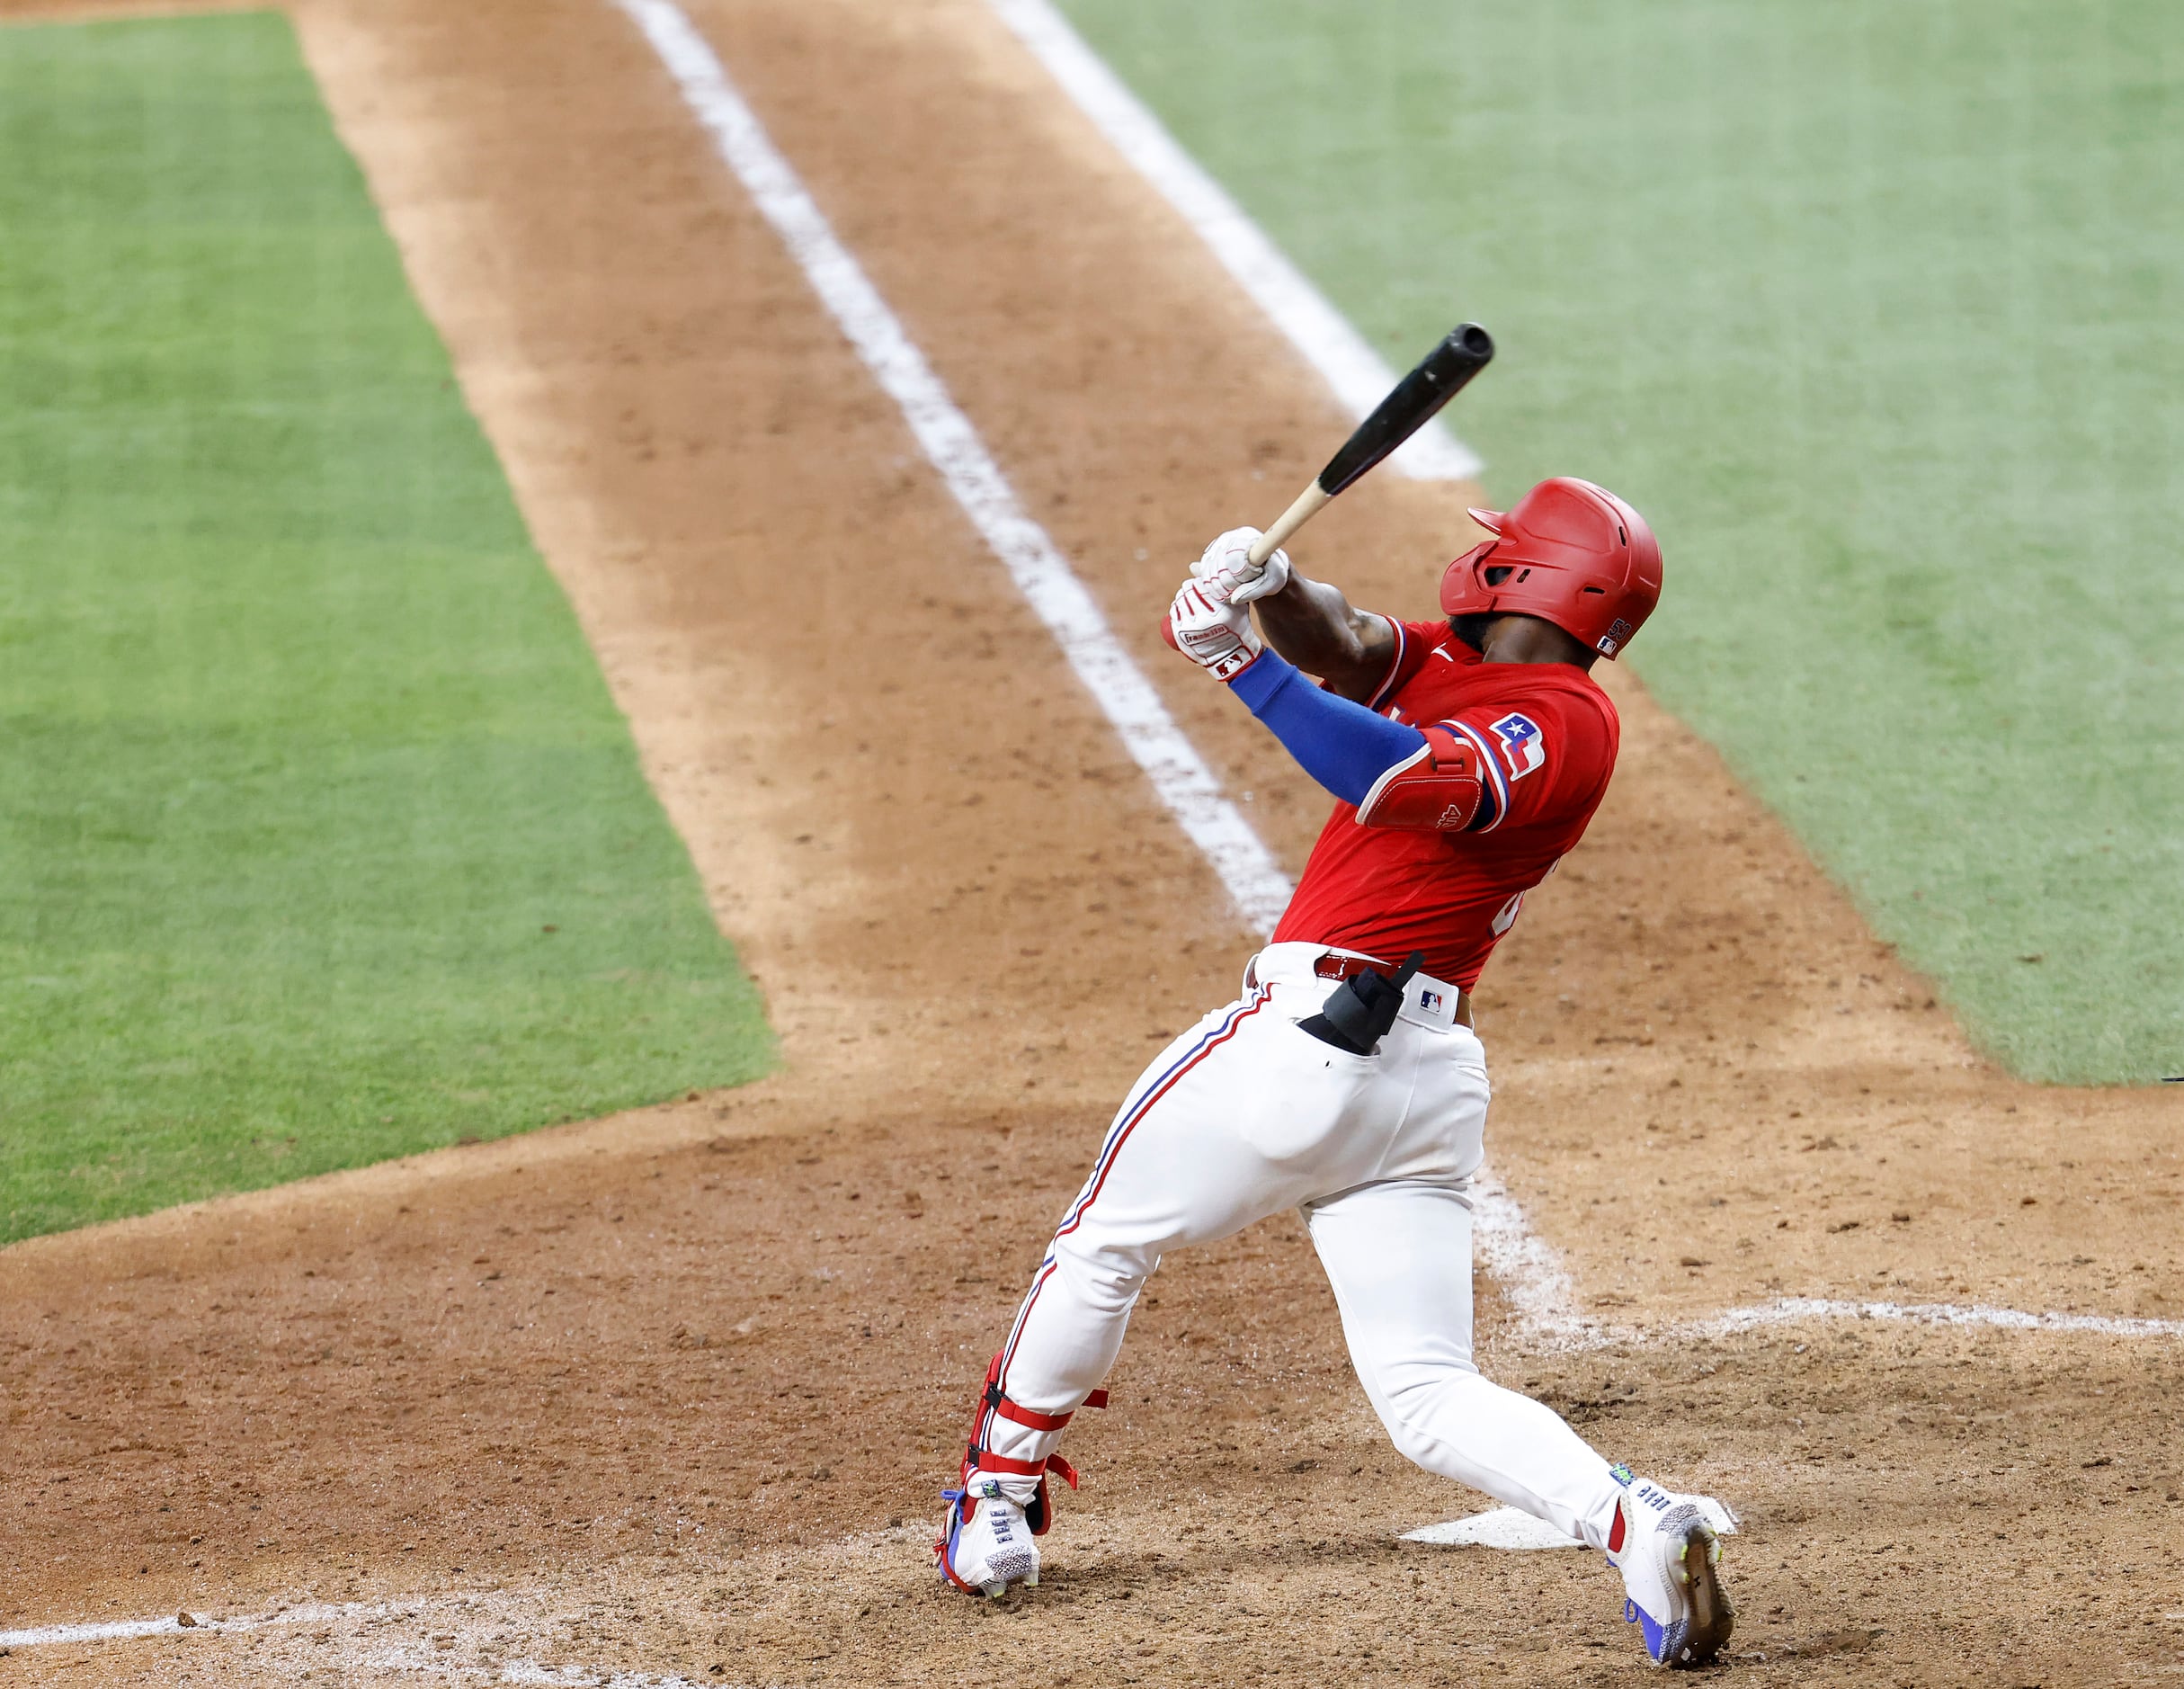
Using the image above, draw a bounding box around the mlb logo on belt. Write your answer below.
[1419,988,1443,1013]
[1489,711,1547,780]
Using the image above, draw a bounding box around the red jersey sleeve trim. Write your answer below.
[1440,719,1509,832]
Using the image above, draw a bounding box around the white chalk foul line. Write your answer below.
[609,0,1290,936]
[987,0,1483,482]
[496,1664,712,1688]
[0,1597,394,1649]
[1513,1293,2184,1354]
[1686,1296,2184,1342]
[1466,1179,2184,1350]
[0,1595,746,1686]
[1470,1159,1588,1339]
[0,1593,706,1681]
[0,1614,201,1648]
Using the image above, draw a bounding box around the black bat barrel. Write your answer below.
[1317,323,1494,496]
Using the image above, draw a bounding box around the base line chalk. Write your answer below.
[1470,1159,1588,1339]
[1683,1295,2184,1342]
[609,0,1291,936]
[0,1598,394,1650]
[1515,1293,2184,1353]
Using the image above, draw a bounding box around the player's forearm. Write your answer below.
[1228,652,1423,805]
[1251,574,1391,702]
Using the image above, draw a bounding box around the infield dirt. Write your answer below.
[2,0,2180,1682]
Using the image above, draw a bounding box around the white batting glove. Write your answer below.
[1190,526,1292,606]
[1166,579,1263,683]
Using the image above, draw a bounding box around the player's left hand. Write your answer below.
[1191,526,1292,606]
[1165,579,1263,682]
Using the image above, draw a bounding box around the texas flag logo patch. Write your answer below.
[1489,711,1547,780]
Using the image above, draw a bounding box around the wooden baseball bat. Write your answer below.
[1245,322,1494,566]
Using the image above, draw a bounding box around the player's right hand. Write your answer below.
[1166,579,1263,683]
[1191,526,1292,606]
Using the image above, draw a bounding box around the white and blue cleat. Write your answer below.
[936,1476,1040,1597]
[1606,1468,1735,1667]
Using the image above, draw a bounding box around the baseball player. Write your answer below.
[936,478,1733,1667]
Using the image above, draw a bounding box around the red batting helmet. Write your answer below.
[1438,477,1662,658]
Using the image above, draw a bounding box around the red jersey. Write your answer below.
[1271,617,1621,989]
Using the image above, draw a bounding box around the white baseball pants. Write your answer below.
[973,942,1624,1551]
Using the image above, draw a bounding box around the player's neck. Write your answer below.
[1475,614,1599,671]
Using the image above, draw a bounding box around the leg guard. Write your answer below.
[941,1352,1108,1547]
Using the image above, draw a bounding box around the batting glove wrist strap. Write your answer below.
[1166,579,1263,682]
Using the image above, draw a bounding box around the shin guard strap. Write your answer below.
[961,1450,1083,1489]
[983,1375,1110,1434]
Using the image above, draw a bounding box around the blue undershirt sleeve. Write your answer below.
[1226,651,1426,807]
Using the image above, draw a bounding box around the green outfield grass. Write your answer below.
[0,13,773,1242]
[1064,0,2184,1085]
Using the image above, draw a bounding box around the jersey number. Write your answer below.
[1491,859,1561,937]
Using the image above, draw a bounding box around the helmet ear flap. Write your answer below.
[1439,538,1499,617]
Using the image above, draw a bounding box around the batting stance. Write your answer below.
[937,478,1733,1667]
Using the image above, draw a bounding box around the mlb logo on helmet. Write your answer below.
[1489,711,1547,780]
[1598,617,1634,657]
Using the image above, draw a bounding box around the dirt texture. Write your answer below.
[1,0,2180,1683]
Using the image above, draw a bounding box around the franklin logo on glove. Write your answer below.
[1163,577,1264,684]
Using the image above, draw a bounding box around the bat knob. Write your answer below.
[1159,615,1179,652]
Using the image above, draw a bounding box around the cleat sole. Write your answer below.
[1671,1523,1734,1666]
[986,1547,1039,1588]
